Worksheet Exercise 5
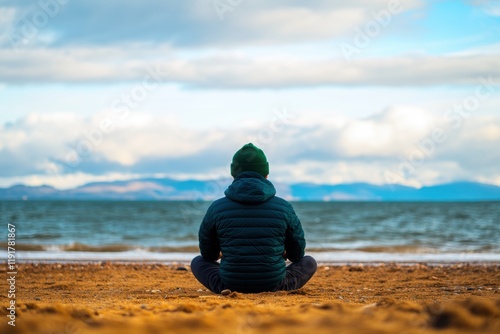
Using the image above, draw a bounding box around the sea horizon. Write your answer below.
[1,178,499,202]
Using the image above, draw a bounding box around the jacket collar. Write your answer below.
[224,172,276,204]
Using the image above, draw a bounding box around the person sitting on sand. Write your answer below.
[191,143,317,294]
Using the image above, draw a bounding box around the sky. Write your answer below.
[0,0,499,189]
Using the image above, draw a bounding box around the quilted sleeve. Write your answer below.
[198,204,221,261]
[284,204,306,262]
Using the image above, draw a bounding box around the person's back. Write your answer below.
[200,171,305,292]
[191,143,317,294]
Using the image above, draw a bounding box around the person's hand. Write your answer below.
[218,251,223,259]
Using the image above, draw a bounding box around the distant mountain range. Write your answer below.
[0,178,499,201]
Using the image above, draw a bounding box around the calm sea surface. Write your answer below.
[1,201,499,263]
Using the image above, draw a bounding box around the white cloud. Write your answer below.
[336,107,436,157]
[0,0,424,47]
[0,7,16,32]
[95,113,226,166]
[0,113,85,177]
[1,46,499,87]
[241,7,365,41]
[470,0,500,16]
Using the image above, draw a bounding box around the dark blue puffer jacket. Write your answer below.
[198,171,306,293]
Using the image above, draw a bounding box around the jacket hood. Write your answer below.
[224,171,276,204]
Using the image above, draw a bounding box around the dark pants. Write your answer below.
[190,255,317,294]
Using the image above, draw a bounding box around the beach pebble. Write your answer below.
[176,267,188,271]
[197,289,204,292]
[349,266,364,272]
[35,297,41,301]
[221,289,231,296]
[151,290,161,293]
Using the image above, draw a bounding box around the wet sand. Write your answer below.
[1,262,499,333]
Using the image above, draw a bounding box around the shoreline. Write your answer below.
[6,260,500,267]
[13,249,500,264]
[2,262,499,333]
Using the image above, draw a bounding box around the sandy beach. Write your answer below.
[0,262,498,334]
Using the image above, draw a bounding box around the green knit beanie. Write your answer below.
[230,143,269,177]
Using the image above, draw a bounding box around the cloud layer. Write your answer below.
[1,46,499,87]
[2,0,497,88]
[1,108,499,189]
[0,1,498,190]
[1,0,423,47]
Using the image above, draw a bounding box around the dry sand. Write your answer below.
[1,262,499,333]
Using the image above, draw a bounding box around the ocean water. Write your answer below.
[1,200,499,263]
